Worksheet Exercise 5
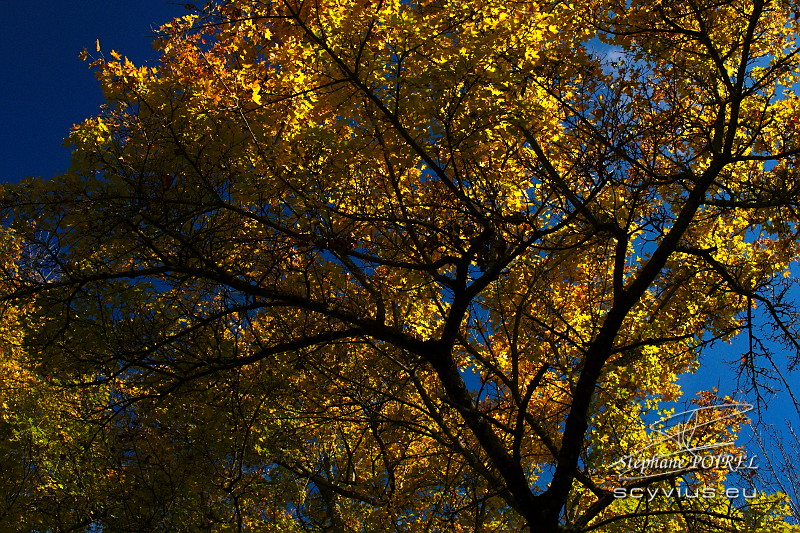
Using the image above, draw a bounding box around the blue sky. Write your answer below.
[1,2,188,184]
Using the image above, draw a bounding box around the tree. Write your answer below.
[3,0,800,530]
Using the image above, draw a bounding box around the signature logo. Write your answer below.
[610,402,758,481]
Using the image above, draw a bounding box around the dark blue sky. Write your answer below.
[1,2,189,184]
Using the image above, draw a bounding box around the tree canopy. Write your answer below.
[2,0,800,531]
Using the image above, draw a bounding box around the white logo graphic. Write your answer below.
[611,402,758,481]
